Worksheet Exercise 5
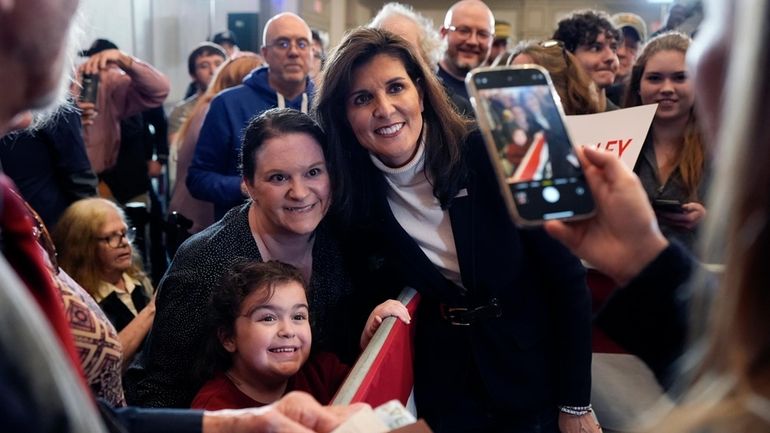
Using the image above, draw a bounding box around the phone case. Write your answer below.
[80,74,99,103]
[466,65,595,226]
[653,199,685,213]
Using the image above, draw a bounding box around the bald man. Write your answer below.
[186,12,316,220]
[438,0,495,102]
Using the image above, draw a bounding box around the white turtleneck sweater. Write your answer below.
[370,139,464,287]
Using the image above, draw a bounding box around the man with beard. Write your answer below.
[438,0,495,105]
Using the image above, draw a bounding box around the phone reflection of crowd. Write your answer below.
[485,86,581,183]
[9,1,767,433]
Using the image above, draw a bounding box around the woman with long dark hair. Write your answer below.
[315,27,595,433]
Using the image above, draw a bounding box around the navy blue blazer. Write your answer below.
[367,132,592,417]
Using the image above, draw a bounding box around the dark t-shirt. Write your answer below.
[437,65,469,100]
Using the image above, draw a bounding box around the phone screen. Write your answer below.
[468,66,594,224]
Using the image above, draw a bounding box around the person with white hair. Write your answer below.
[369,2,474,116]
[369,2,443,71]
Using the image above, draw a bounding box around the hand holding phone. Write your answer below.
[466,65,595,226]
[543,147,669,286]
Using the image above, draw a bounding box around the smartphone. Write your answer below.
[466,65,595,226]
[652,198,685,213]
[80,73,99,103]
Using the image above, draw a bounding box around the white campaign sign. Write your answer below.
[564,104,657,169]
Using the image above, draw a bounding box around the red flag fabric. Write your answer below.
[333,288,420,407]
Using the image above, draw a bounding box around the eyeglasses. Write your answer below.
[97,226,136,248]
[446,25,494,42]
[265,38,310,52]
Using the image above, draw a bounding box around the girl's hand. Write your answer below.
[360,300,410,349]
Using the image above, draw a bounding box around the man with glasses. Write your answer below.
[438,0,496,104]
[186,12,315,220]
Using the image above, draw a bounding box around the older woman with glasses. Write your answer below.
[315,27,596,433]
[54,197,155,365]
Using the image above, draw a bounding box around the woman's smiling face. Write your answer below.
[345,54,424,168]
[245,132,330,237]
[640,50,694,123]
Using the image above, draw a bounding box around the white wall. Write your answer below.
[78,0,264,107]
[78,0,135,54]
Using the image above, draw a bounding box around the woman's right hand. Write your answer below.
[544,147,669,286]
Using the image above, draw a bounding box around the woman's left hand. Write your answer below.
[558,412,601,433]
[658,201,706,230]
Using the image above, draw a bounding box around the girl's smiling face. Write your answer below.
[222,280,311,385]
